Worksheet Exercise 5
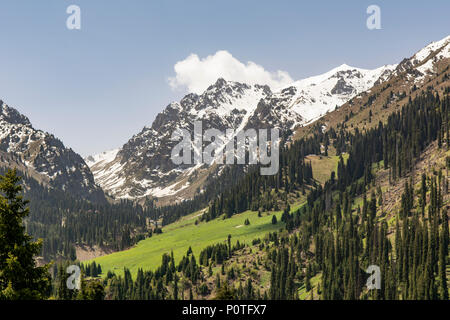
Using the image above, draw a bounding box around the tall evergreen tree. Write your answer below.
[0,169,51,300]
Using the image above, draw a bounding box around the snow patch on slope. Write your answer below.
[408,35,450,83]
[256,63,397,130]
[85,149,120,167]
[413,35,450,63]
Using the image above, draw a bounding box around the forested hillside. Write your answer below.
[74,88,449,300]
[1,168,151,261]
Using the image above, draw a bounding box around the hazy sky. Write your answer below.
[0,0,449,156]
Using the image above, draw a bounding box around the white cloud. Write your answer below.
[168,50,293,94]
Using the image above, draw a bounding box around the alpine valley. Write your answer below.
[1,35,449,300]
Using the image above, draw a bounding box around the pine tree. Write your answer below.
[56,263,75,300]
[0,169,51,300]
[272,215,277,225]
[173,274,179,300]
[439,229,448,300]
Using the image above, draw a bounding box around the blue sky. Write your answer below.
[0,0,449,156]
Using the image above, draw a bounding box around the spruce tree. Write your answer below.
[439,229,448,300]
[272,215,277,225]
[0,169,51,300]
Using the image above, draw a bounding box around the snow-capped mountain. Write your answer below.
[88,65,396,200]
[246,63,397,131]
[85,149,120,168]
[87,35,450,201]
[395,35,450,83]
[86,80,272,199]
[0,100,105,202]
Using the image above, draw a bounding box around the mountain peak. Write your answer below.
[0,98,105,202]
[394,34,450,81]
[214,77,227,87]
[205,78,231,92]
[335,63,355,70]
[0,101,31,126]
[85,149,120,168]
[412,34,450,64]
[206,77,249,93]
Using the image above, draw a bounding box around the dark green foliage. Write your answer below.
[0,169,52,300]
[204,133,317,221]
[0,166,157,262]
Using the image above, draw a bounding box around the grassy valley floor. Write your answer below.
[91,207,298,277]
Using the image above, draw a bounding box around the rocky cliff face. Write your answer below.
[86,80,271,199]
[246,64,397,131]
[0,100,105,202]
